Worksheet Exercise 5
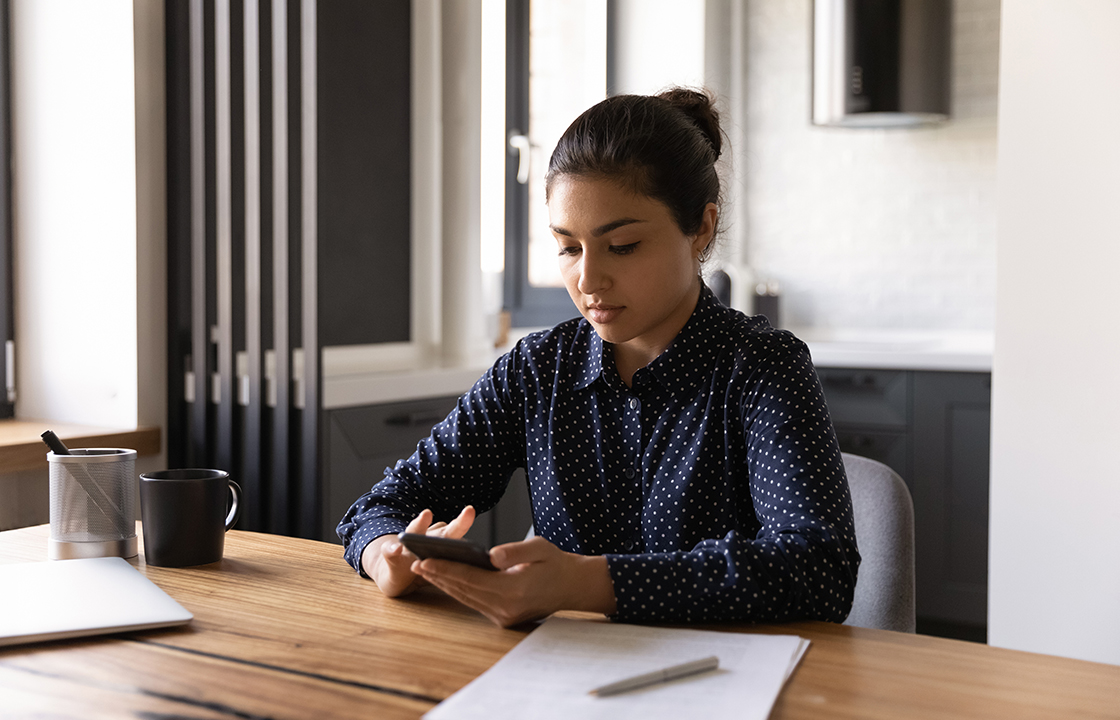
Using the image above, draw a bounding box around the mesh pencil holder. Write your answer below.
[48,448,138,560]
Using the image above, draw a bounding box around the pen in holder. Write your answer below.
[44,433,138,560]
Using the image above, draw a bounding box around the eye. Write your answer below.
[558,245,580,257]
[609,242,640,255]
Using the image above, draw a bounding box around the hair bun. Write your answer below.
[658,87,722,160]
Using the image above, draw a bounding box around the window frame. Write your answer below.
[0,0,14,419]
[502,0,619,329]
[502,0,572,329]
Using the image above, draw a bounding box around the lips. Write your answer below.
[586,303,624,324]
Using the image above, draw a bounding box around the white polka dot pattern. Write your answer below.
[337,286,860,623]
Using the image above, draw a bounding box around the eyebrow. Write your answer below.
[549,217,644,238]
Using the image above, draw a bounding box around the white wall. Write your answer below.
[440,0,491,368]
[741,0,1000,330]
[612,0,706,95]
[989,0,1120,665]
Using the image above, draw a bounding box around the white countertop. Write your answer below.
[323,364,490,409]
[793,328,994,372]
[323,328,993,409]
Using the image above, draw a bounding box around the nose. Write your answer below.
[576,249,610,295]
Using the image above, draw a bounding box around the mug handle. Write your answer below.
[225,480,242,531]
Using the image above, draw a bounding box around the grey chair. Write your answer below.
[841,452,916,633]
[524,452,916,632]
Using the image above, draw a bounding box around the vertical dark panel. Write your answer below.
[503,0,528,316]
[204,0,220,466]
[229,0,247,521]
[316,0,411,347]
[165,0,192,466]
[257,0,274,530]
[189,0,210,467]
[168,0,412,538]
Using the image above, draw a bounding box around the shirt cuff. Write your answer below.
[605,552,688,622]
[343,517,409,578]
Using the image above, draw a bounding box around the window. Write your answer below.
[502,0,609,328]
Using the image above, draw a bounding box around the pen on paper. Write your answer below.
[588,655,720,697]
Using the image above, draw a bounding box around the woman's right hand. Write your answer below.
[360,506,476,597]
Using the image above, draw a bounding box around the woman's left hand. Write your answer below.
[410,536,616,627]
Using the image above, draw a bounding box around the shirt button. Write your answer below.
[629,398,639,410]
[624,468,635,479]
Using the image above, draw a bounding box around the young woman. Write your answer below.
[337,88,859,628]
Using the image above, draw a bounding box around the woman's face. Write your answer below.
[548,175,716,364]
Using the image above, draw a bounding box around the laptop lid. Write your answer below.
[0,556,193,647]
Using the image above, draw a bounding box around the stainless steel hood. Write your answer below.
[812,0,951,128]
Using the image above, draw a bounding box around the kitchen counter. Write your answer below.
[324,364,489,409]
[793,328,993,372]
[322,328,993,409]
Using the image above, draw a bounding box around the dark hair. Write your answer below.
[545,87,724,254]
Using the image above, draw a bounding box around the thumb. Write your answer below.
[490,536,554,570]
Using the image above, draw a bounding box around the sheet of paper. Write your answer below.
[425,617,808,720]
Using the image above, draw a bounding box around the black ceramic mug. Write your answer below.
[139,469,242,567]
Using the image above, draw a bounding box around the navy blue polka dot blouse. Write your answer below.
[337,286,860,624]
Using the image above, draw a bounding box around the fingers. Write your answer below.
[413,558,524,627]
[404,508,434,535]
[380,538,415,573]
[365,507,480,600]
[412,540,562,628]
[443,505,476,539]
[366,534,426,597]
[405,506,474,539]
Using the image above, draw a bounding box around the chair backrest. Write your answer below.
[841,453,917,633]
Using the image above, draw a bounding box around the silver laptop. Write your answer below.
[0,556,193,646]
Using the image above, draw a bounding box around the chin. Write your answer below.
[586,321,632,345]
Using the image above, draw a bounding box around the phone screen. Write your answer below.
[397,532,498,571]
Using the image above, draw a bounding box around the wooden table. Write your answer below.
[2,525,1118,719]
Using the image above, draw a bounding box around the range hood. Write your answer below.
[812,0,951,128]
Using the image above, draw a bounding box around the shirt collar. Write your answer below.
[571,283,727,397]
[643,284,725,399]
[572,326,606,391]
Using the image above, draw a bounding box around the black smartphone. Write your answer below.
[397,532,498,571]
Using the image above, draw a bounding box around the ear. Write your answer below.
[691,203,719,258]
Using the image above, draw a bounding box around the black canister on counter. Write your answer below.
[754,280,781,328]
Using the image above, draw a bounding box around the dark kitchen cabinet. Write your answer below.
[323,396,533,548]
[818,367,991,641]
[911,372,991,634]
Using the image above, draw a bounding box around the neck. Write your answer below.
[612,281,702,387]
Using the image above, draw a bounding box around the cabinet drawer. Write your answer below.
[324,396,460,543]
[817,369,909,428]
[330,396,460,460]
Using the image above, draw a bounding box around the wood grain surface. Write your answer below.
[2,524,1118,719]
[0,420,161,472]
